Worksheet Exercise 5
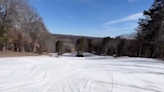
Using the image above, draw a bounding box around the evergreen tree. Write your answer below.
[76,38,88,56]
[138,0,164,58]
[87,39,93,53]
[102,37,111,55]
[56,40,64,55]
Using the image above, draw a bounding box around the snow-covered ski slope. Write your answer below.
[0,53,164,92]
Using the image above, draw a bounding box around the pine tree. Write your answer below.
[87,39,93,53]
[102,37,111,55]
[138,0,164,58]
[76,38,88,56]
[56,40,64,55]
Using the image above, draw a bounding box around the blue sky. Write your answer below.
[30,0,154,37]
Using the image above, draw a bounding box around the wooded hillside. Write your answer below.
[0,0,56,53]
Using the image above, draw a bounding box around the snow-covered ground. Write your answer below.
[0,54,164,92]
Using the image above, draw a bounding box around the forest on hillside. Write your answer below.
[1,0,164,58]
[0,0,56,53]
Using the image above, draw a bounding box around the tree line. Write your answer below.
[56,0,164,58]
[0,0,55,54]
[1,0,164,58]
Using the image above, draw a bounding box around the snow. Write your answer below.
[0,54,164,92]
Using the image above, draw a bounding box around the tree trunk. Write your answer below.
[2,46,6,51]
[150,43,154,58]
[11,43,14,51]
[115,43,118,56]
[33,35,39,53]
[153,41,159,58]
[29,44,32,52]
[21,41,25,52]
[2,43,6,51]
[139,41,143,57]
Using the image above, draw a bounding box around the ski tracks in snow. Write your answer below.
[0,56,164,92]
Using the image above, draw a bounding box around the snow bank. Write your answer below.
[0,55,163,92]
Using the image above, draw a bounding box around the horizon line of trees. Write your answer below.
[63,0,164,58]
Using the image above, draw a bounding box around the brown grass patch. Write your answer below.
[0,51,39,58]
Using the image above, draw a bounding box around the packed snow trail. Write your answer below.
[0,55,164,92]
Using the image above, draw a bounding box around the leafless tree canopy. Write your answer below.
[0,0,55,53]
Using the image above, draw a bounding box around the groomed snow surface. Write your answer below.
[0,53,164,92]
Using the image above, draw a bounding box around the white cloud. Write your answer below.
[101,22,138,37]
[102,12,143,36]
[104,12,143,25]
[105,22,138,31]
[128,0,137,2]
